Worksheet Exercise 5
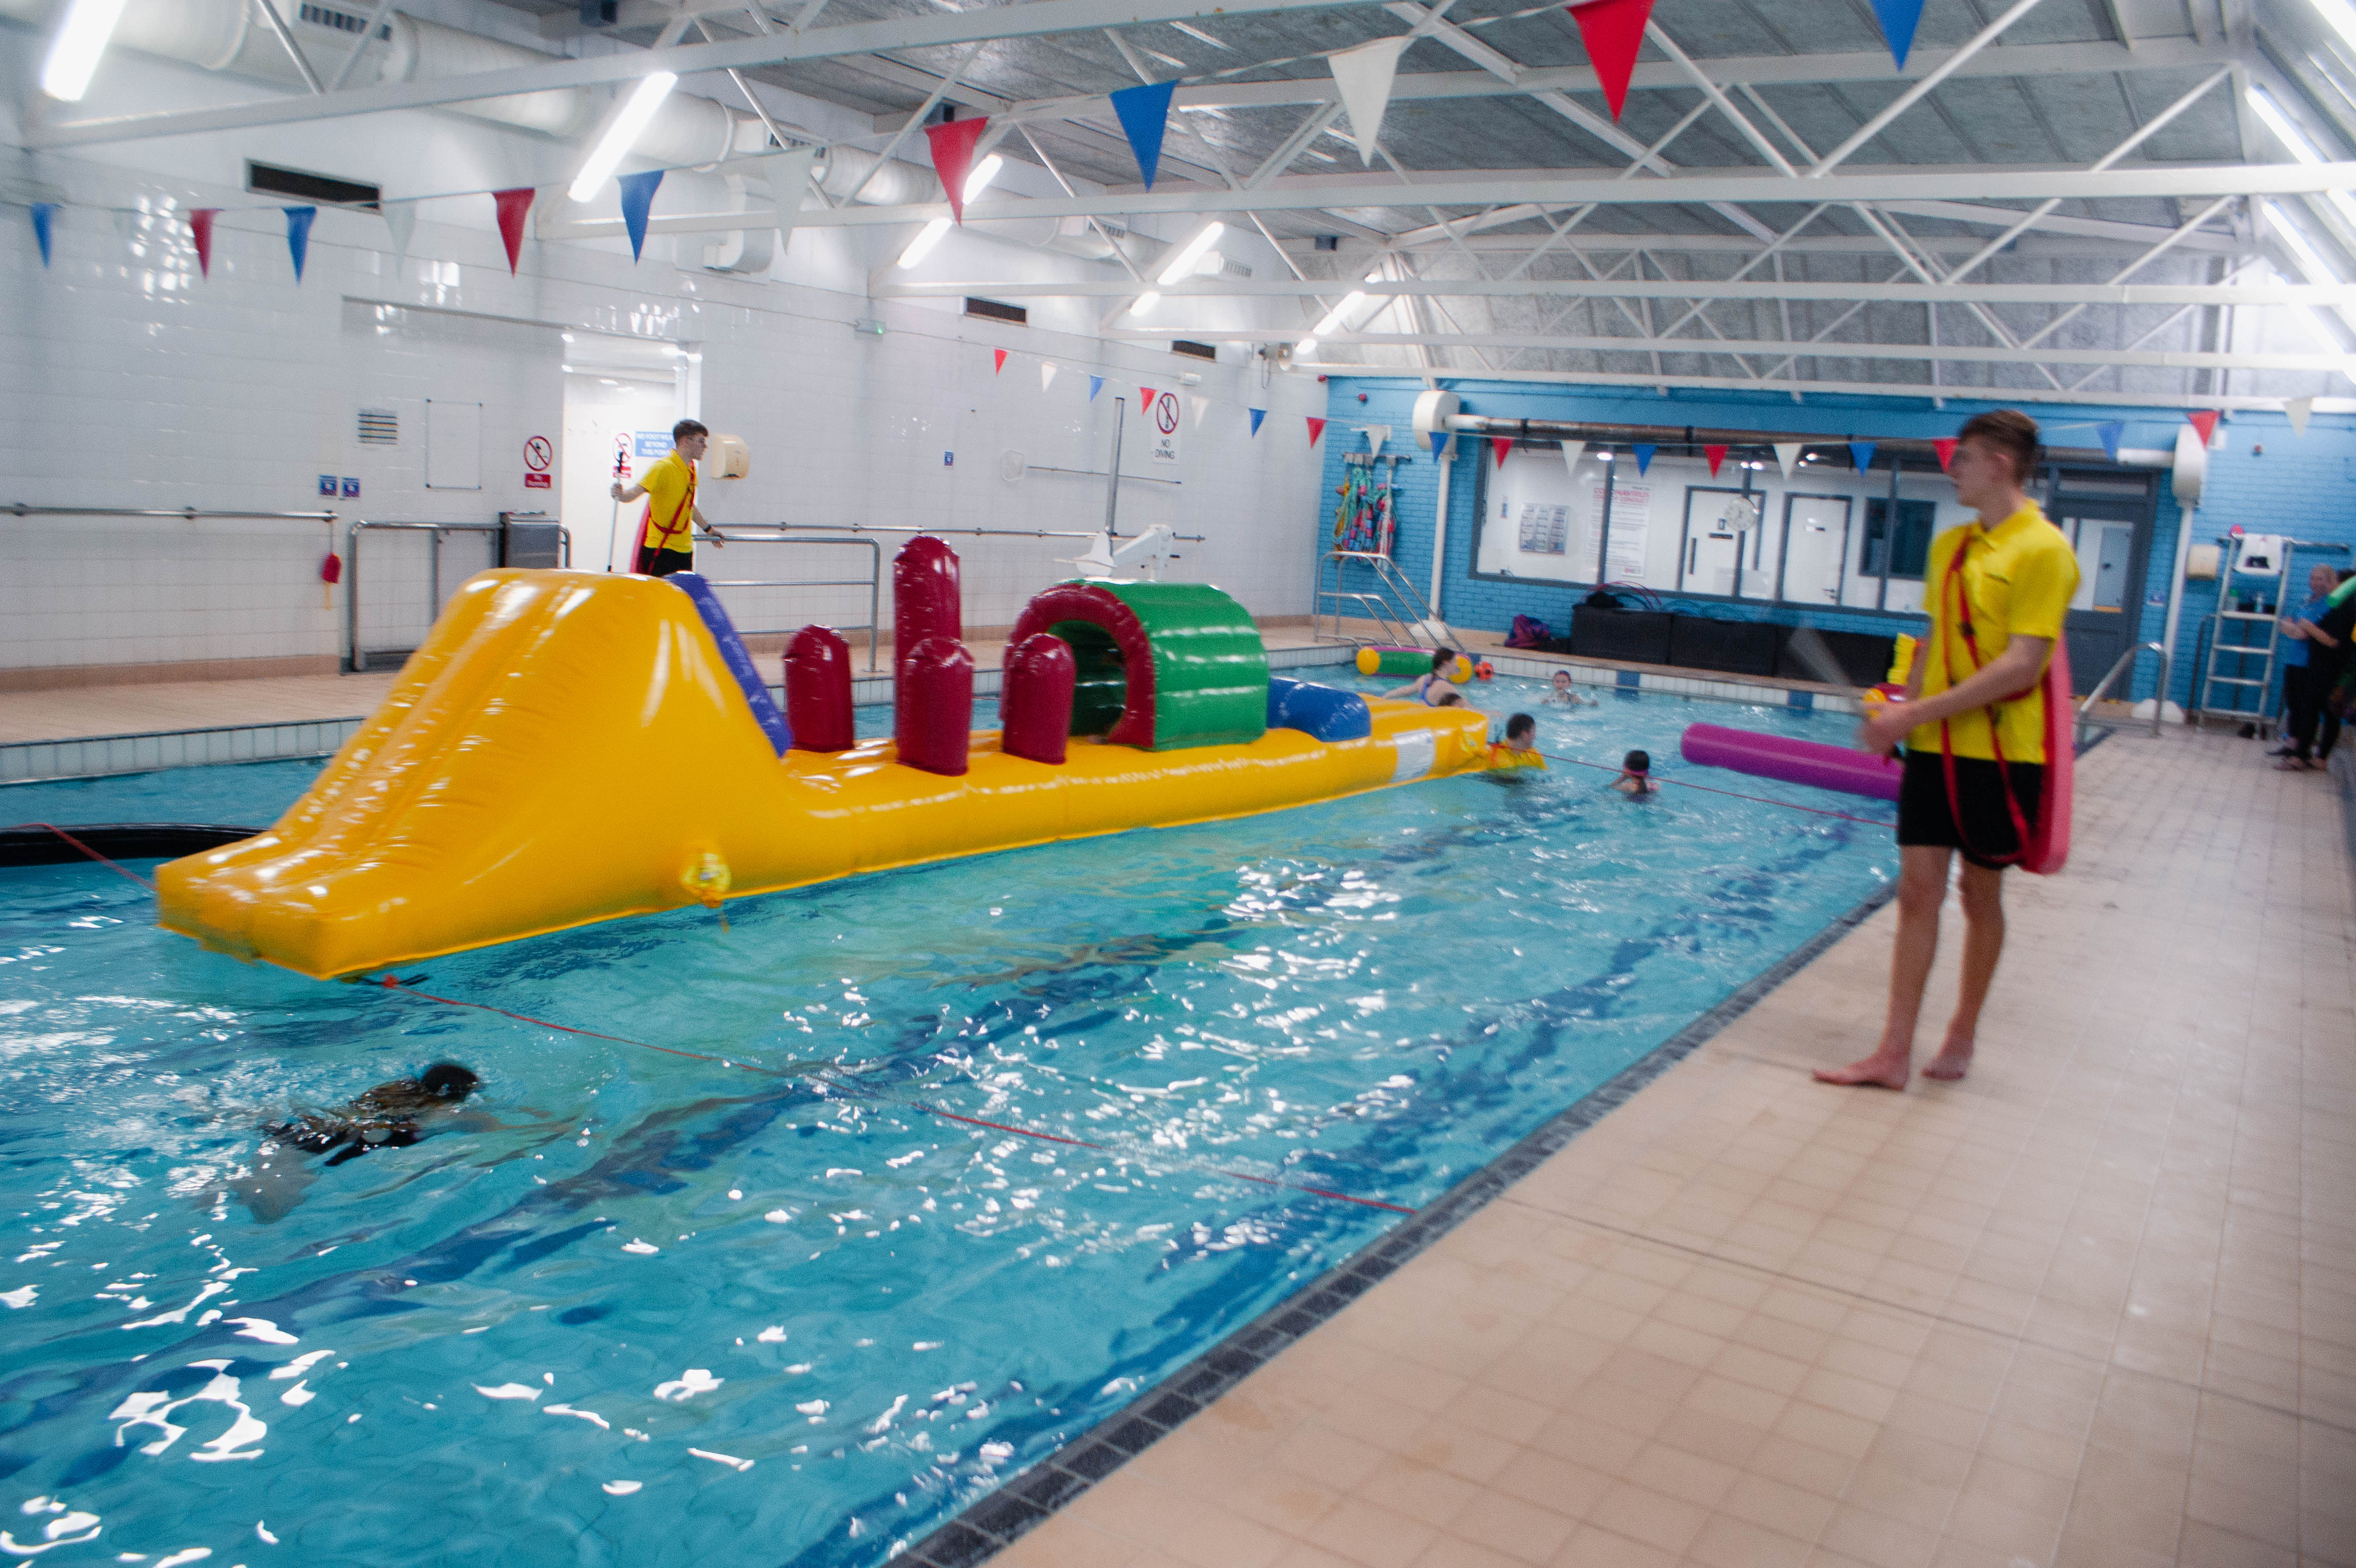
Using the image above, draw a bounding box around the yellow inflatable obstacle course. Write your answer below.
[159,541,1499,978]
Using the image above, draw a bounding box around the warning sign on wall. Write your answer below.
[1147,390,1182,465]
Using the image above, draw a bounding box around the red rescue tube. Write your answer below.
[1680,721,1902,802]
[1000,633,1075,765]
[897,636,973,776]
[784,624,854,752]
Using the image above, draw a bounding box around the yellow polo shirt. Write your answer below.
[638,450,698,556]
[1909,503,2079,763]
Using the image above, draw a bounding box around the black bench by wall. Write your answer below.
[1567,607,1674,664]
[1566,607,1896,688]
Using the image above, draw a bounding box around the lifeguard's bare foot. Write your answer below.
[1814,1052,1910,1090]
[1921,1036,1974,1081]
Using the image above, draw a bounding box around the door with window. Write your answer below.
[1779,494,1850,605]
[2046,469,2156,695]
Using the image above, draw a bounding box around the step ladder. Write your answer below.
[1313,550,1467,655]
[2193,539,2295,733]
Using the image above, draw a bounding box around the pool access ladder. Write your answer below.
[1314,550,1470,658]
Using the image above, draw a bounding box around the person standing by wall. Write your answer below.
[1817,410,2080,1090]
[612,419,721,577]
[2276,564,2343,771]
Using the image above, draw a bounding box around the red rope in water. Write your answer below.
[18,824,159,891]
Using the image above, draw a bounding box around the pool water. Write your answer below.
[0,675,1894,1567]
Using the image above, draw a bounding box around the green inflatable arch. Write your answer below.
[1007,579,1269,751]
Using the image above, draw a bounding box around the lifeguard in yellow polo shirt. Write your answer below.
[1818,409,2079,1092]
[611,419,723,577]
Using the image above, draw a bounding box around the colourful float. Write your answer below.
[158,540,1497,978]
[1679,723,1904,801]
[1353,645,1473,681]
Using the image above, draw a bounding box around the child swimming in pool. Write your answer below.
[1544,670,1597,707]
[1383,648,1468,705]
[1488,713,1546,770]
[229,1063,489,1222]
[1611,749,1657,795]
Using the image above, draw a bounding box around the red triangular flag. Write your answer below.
[1703,444,1727,477]
[189,208,218,279]
[1933,437,1958,472]
[2187,409,2220,444]
[1567,0,1655,121]
[1306,417,1327,447]
[492,187,534,275]
[1491,437,1514,467]
[1140,386,1157,410]
[993,348,1008,374]
[925,117,990,225]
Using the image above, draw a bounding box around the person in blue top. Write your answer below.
[2276,564,2343,770]
[1383,648,1471,706]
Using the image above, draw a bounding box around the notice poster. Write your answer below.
[1516,501,1569,555]
[1589,479,1652,580]
[1147,390,1182,464]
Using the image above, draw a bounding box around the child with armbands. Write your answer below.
[1544,670,1597,707]
[1487,713,1546,770]
[1611,749,1657,795]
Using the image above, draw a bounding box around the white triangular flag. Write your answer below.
[761,146,819,244]
[1773,442,1803,479]
[382,201,417,258]
[1329,36,1408,165]
[1191,393,1213,428]
[1558,440,1584,482]
[1364,423,1390,455]
[2287,396,2313,436]
[1040,362,1059,393]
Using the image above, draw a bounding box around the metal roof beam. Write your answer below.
[876,276,2356,304]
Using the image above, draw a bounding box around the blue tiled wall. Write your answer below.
[1314,379,2356,705]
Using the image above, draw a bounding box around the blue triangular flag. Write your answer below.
[1428,429,1449,456]
[1632,443,1655,475]
[2097,421,2125,463]
[284,206,317,282]
[617,169,664,262]
[1249,407,1266,436]
[1870,0,1926,69]
[1848,441,1877,472]
[1089,375,1104,401]
[30,203,55,267]
[1109,80,1177,191]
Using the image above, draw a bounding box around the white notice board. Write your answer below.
[425,399,483,491]
[1479,449,1595,583]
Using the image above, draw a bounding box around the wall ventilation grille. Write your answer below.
[964,297,1028,325]
[246,161,381,210]
[298,4,390,36]
[1172,340,1218,362]
[357,408,399,445]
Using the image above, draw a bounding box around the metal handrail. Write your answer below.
[694,532,882,672]
[8,504,337,521]
[2076,639,2167,744]
[344,519,503,672]
[1314,550,1466,655]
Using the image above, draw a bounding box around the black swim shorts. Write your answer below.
[1896,750,2043,870]
[635,545,694,577]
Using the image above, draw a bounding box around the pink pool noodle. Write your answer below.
[1680,722,1902,802]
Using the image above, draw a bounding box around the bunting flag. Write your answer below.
[1703,443,1727,477]
[2186,409,2221,444]
[1631,443,1655,474]
[1140,385,1157,409]
[1427,429,1449,456]
[2096,421,2125,463]
[2287,396,2314,436]
[1847,440,1876,472]
[189,208,218,278]
[1329,35,1408,164]
[284,206,317,282]
[493,187,535,273]
[1088,375,1104,401]
[30,203,55,267]
[993,348,1008,375]
[1491,436,1514,467]
[1567,0,1655,121]
[1191,393,1213,428]
[762,147,819,245]
[1307,416,1327,447]
[616,170,663,262]
[1558,440,1585,480]
[382,201,417,260]
[1364,423,1390,455]
[925,116,991,224]
[1249,407,1267,437]
[1869,0,1927,71]
[1109,80,1178,190]
[1774,441,1803,478]
[1042,362,1059,392]
[1931,438,1957,473]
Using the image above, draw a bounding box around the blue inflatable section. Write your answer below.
[667,573,792,756]
[1267,676,1372,741]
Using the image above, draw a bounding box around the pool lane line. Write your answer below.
[1530,750,1893,827]
[364,977,1416,1216]
[15,822,160,891]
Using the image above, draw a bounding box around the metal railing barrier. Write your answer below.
[694,530,884,672]
[2076,640,2168,746]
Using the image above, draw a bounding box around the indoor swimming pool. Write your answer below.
[0,676,1896,1567]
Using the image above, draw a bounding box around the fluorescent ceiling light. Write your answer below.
[1127,292,1163,318]
[2308,0,2356,53]
[896,155,1005,269]
[570,72,679,202]
[1169,19,1229,48]
[41,0,129,102]
[1312,290,1371,337]
[1156,221,1226,285]
[2263,197,2348,284]
[1293,335,1319,356]
[2248,85,2356,229]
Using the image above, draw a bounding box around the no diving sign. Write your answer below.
[1146,390,1182,465]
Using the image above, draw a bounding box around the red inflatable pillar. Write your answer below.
[894,536,963,739]
[1000,633,1075,765]
[897,637,972,776]
[783,624,854,752]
